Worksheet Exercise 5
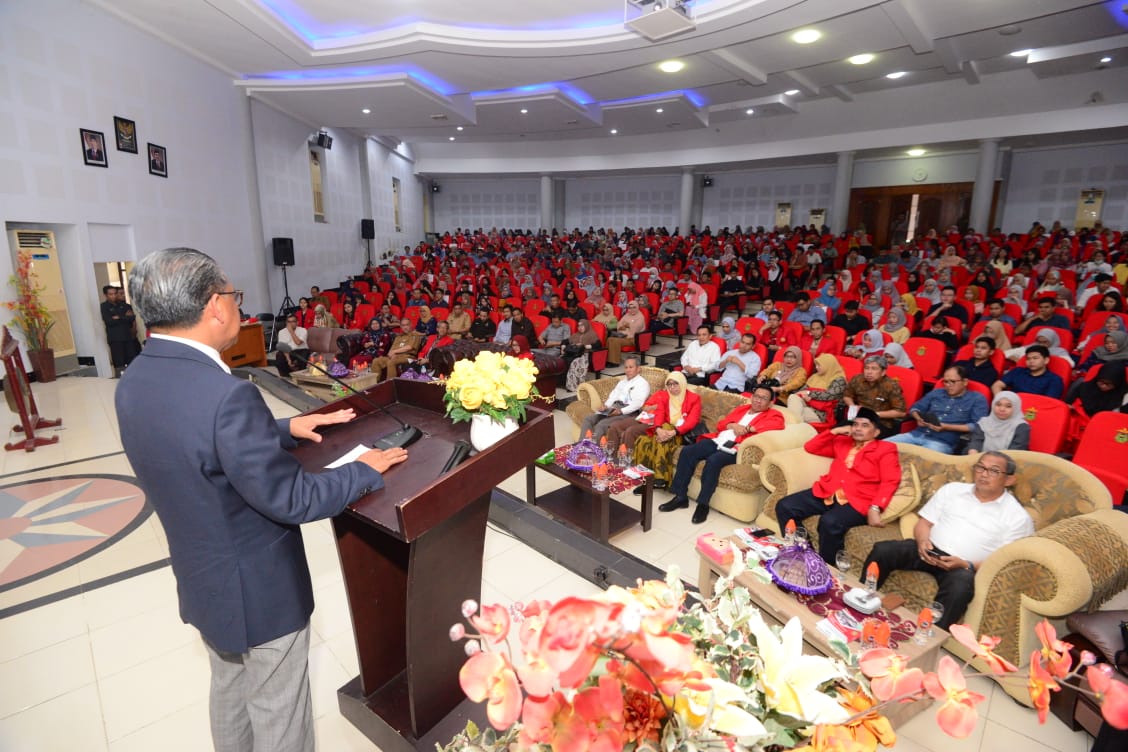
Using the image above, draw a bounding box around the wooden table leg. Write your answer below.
[698,556,718,598]
[596,491,610,543]
[526,465,537,507]
[641,478,653,532]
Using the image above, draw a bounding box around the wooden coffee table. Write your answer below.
[697,539,945,727]
[525,460,652,544]
[290,368,385,402]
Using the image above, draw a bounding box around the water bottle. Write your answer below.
[618,443,631,469]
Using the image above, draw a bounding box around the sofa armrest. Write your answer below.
[575,378,615,411]
[738,423,816,467]
[755,447,833,531]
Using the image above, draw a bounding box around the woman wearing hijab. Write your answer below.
[414,306,438,335]
[1075,330,1128,373]
[564,319,604,391]
[882,307,912,344]
[1006,327,1073,366]
[758,346,808,403]
[626,372,705,490]
[845,328,886,360]
[882,342,914,369]
[718,317,741,349]
[312,303,339,329]
[1004,284,1029,315]
[981,320,1013,354]
[919,279,942,306]
[593,302,618,332]
[967,391,1030,454]
[1066,362,1128,445]
[1077,313,1126,354]
[815,281,842,315]
[509,334,535,361]
[786,354,847,424]
[1034,269,1068,299]
[859,292,886,327]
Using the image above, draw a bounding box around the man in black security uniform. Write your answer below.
[101,285,139,377]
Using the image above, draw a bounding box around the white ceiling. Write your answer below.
[92,0,1128,156]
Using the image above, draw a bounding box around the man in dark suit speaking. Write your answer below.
[116,248,407,752]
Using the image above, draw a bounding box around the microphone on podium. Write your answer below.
[278,344,423,450]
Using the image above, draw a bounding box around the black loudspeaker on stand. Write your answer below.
[361,219,375,268]
[271,237,296,351]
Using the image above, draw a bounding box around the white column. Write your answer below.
[830,151,854,235]
[540,175,553,231]
[679,167,695,235]
[970,139,1000,233]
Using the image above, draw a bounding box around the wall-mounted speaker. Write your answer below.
[316,131,333,150]
[361,219,375,240]
[431,184,441,193]
[272,237,295,267]
[702,176,714,187]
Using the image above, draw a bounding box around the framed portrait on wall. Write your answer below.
[113,116,137,153]
[147,143,167,178]
[80,128,108,167]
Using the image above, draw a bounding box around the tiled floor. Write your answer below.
[0,358,1104,751]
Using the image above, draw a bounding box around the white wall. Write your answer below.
[852,152,981,189]
[999,142,1128,233]
[563,175,679,230]
[0,0,263,375]
[366,140,424,261]
[702,166,834,230]
[431,178,540,232]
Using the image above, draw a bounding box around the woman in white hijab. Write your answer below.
[967,391,1030,454]
[882,342,914,369]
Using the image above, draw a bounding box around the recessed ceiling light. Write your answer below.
[1010,49,1032,58]
[848,53,875,65]
[520,108,528,114]
[456,126,463,131]
[610,129,618,135]
[998,25,1022,36]
[449,136,456,141]
[791,29,821,44]
[745,108,754,115]
[886,71,907,79]
[658,60,685,73]
[784,89,800,96]
[361,108,371,114]
[656,107,664,113]
[1100,56,1112,63]
[906,148,926,156]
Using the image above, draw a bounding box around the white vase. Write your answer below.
[469,413,519,451]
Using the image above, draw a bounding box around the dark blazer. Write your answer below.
[116,337,382,653]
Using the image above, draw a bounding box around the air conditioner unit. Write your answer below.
[625,0,695,41]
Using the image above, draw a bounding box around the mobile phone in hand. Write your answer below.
[927,546,948,558]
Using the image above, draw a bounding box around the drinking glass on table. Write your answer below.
[929,601,944,630]
[835,550,851,575]
[792,526,809,548]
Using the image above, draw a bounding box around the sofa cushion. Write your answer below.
[881,463,920,523]
[919,464,968,504]
[1007,463,1109,530]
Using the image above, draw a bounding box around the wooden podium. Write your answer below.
[289,379,554,752]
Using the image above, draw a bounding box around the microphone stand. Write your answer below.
[282,345,423,449]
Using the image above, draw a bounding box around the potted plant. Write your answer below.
[4,251,56,382]
[442,350,541,450]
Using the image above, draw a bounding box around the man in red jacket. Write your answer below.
[659,384,786,524]
[774,408,902,563]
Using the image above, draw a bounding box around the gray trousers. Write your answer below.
[205,623,314,752]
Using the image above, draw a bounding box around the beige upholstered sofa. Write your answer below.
[565,366,814,522]
[756,442,1125,704]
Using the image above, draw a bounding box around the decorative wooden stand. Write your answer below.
[288,379,554,752]
[2,326,62,451]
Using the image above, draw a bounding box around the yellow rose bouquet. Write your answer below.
[443,351,541,424]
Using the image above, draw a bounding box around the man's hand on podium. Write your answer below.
[291,408,359,442]
[360,447,409,474]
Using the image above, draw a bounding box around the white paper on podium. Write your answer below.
[325,444,370,469]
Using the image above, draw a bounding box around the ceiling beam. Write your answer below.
[881,0,934,54]
[932,37,964,75]
[776,70,819,97]
[702,48,767,86]
[961,60,981,86]
[827,85,854,102]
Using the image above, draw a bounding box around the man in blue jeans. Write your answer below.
[658,385,785,524]
[887,365,988,454]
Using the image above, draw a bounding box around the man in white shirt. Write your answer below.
[714,332,762,393]
[862,451,1034,628]
[578,354,651,442]
[274,314,308,377]
[681,326,722,386]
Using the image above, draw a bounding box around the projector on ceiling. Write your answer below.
[624,1,695,42]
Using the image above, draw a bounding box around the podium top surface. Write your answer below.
[289,379,554,542]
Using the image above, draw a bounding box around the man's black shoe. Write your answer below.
[633,485,645,496]
[653,480,668,490]
[658,497,689,512]
[691,505,710,524]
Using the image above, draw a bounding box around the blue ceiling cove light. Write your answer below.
[246,65,458,97]
[1109,0,1128,29]
[472,82,594,106]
